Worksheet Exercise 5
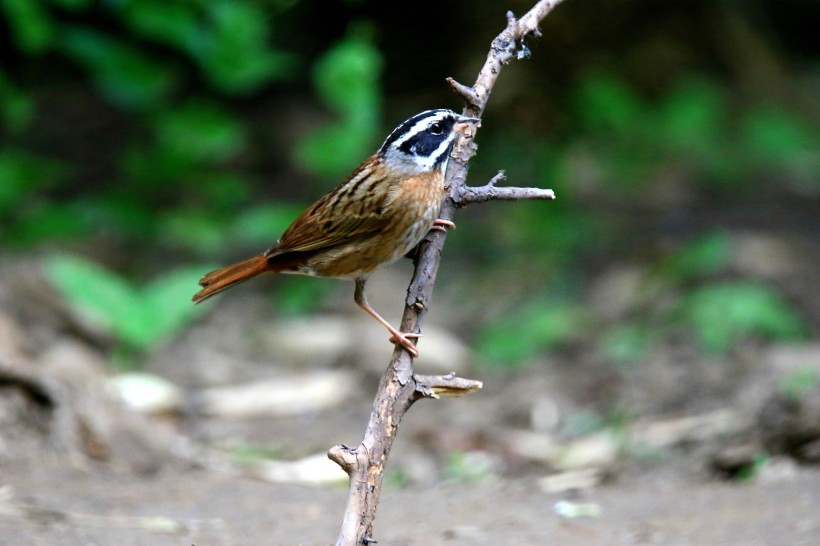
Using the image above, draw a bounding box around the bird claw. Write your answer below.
[430,219,456,232]
[388,332,422,357]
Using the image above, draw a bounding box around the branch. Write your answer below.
[331,2,566,544]
[454,171,556,206]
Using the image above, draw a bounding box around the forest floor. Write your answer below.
[1,261,819,546]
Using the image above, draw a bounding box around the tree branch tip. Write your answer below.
[414,374,483,398]
[489,171,507,186]
[446,77,480,106]
[327,444,358,472]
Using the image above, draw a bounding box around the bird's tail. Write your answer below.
[192,254,271,304]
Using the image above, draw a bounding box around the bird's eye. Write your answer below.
[429,121,444,135]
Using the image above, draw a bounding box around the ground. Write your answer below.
[0,262,818,545]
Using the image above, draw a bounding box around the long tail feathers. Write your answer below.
[192,254,271,304]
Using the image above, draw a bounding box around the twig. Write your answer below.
[330,2,566,544]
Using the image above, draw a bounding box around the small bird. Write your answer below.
[193,109,479,357]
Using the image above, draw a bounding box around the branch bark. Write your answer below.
[330,2,567,544]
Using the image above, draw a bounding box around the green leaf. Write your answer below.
[1,0,55,53]
[677,281,807,353]
[477,302,589,369]
[294,25,383,178]
[312,23,382,115]
[779,367,819,402]
[121,0,201,51]
[141,266,213,345]
[46,255,142,341]
[60,26,178,109]
[660,79,725,155]
[741,107,818,168]
[154,99,246,162]
[0,70,34,133]
[46,255,211,352]
[228,203,305,247]
[575,73,644,134]
[157,209,228,255]
[656,231,732,283]
[601,323,651,368]
[195,1,292,93]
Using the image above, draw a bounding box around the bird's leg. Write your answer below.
[354,278,419,357]
[430,219,456,232]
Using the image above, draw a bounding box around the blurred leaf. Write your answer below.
[46,255,142,340]
[779,367,819,402]
[157,209,228,255]
[0,0,55,53]
[676,281,807,353]
[121,0,201,51]
[47,0,92,9]
[46,255,210,352]
[741,107,815,165]
[601,323,651,368]
[295,24,383,178]
[141,266,214,344]
[60,26,178,109]
[312,22,382,115]
[0,150,57,212]
[442,451,495,485]
[228,203,304,247]
[478,302,589,369]
[155,99,246,162]
[0,70,34,132]
[195,1,292,93]
[660,79,725,156]
[275,276,333,316]
[656,231,732,283]
[575,73,644,134]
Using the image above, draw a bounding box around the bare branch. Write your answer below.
[456,184,556,206]
[414,373,484,399]
[332,2,567,544]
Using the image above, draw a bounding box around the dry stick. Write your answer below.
[328,2,566,544]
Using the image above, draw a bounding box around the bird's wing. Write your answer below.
[266,178,394,256]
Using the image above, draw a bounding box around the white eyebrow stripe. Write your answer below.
[390,111,449,149]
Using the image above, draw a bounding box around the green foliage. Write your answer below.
[600,323,652,368]
[733,451,770,482]
[477,302,589,369]
[295,24,383,178]
[0,0,55,53]
[442,451,495,485]
[46,255,210,353]
[0,0,300,257]
[778,367,819,402]
[655,231,733,284]
[275,276,335,316]
[566,73,818,192]
[0,70,34,133]
[675,281,807,353]
[60,26,179,109]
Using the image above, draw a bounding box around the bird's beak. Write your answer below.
[454,115,481,133]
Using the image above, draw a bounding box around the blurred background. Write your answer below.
[1,0,819,542]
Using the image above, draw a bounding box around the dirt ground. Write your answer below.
[1,261,819,545]
[1,449,818,545]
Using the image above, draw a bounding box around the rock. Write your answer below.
[758,386,820,464]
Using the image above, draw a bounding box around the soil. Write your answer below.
[1,446,818,545]
[1,258,819,546]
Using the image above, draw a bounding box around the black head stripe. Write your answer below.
[378,109,454,154]
[396,117,457,158]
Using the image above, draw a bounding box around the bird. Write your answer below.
[192,109,480,357]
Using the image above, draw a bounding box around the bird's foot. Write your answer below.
[388,332,422,357]
[430,219,456,232]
